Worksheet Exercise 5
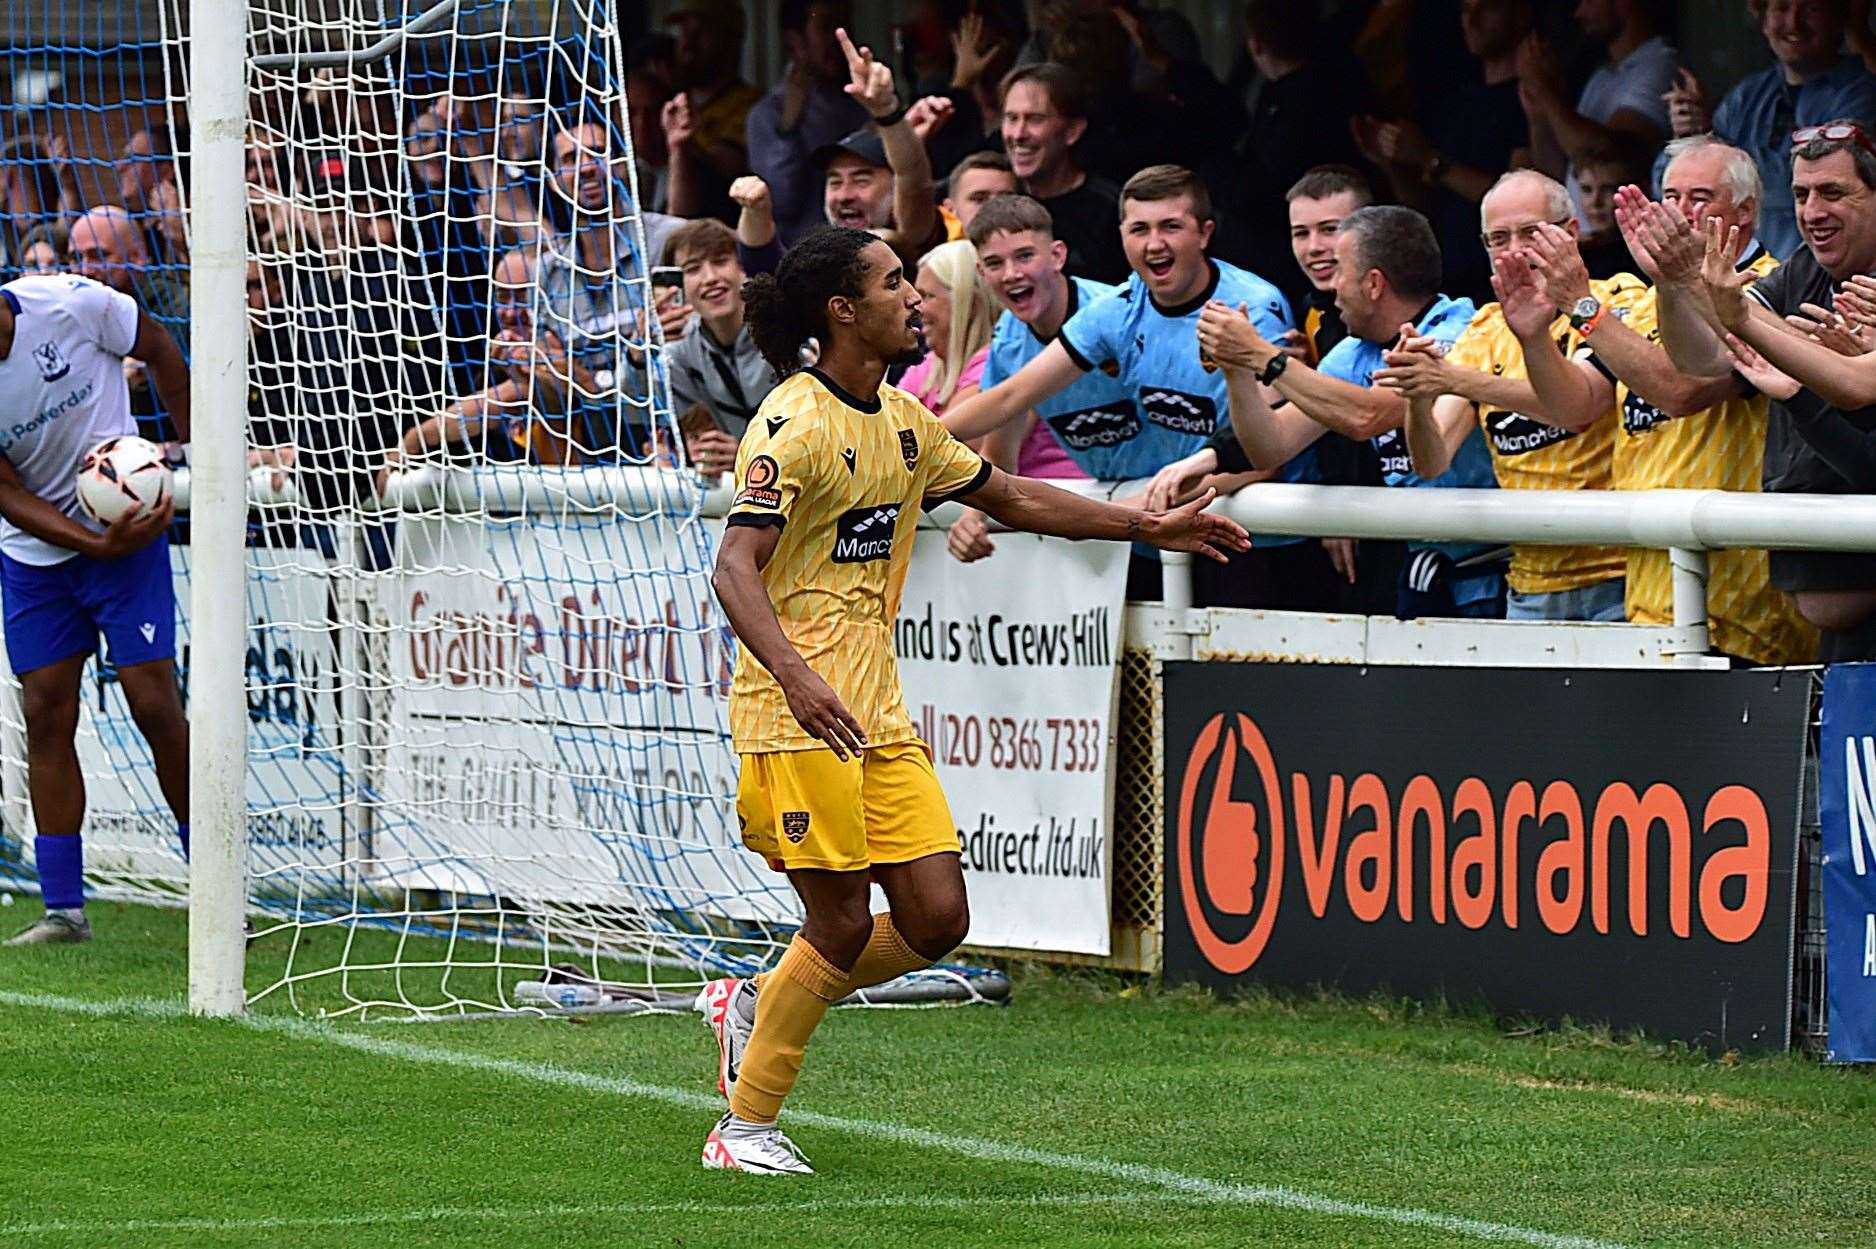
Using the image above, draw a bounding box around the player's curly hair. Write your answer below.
[742,226,876,379]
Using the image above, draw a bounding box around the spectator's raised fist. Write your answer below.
[661,92,695,150]
[729,176,771,212]
[905,96,955,145]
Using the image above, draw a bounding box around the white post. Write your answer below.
[1159,550,1195,661]
[187,0,250,1017]
[1668,546,1710,669]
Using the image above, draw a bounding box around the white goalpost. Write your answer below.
[0,0,1005,1019]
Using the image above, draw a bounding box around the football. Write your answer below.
[77,435,173,525]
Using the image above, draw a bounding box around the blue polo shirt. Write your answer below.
[1711,57,1876,261]
[1058,259,1313,545]
[1317,293,1497,564]
[982,276,1166,480]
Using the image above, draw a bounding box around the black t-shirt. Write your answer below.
[1035,176,1130,286]
[1746,247,1876,495]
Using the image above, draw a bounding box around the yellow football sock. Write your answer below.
[728,935,847,1125]
[748,914,931,1002]
[842,912,932,992]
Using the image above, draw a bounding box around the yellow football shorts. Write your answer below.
[735,740,961,873]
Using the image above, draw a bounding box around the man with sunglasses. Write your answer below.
[1661,0,1876,262]
[1637,120,1876,659]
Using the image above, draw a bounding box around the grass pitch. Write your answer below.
[1,899,1872,1248]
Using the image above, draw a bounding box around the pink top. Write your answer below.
[1016,416,1086,479]
[898,345,987,416]
[901,346,1085,479]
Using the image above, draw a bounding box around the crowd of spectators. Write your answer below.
[8,0,1876,661]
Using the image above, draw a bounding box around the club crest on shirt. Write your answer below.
[735,453,782,509]
[782,811,811,843]
[898,428,918,469]
[31,340,70,383]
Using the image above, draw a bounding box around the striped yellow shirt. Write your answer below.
[726,368,990,753]
[1594,253,1816,664]
[1444,275,1646,594]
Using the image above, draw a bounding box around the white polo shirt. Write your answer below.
[0,274,141,566]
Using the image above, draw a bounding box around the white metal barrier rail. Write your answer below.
[383,470,1876,657]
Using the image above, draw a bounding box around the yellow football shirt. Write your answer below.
[1593,254,1816,665]
[1443,274,1646,595]
[726,368,991,753]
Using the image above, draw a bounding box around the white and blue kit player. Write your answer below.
[944,169,1333,606]
[0,274,190,945]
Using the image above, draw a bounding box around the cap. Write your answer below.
[812,127,888,171]
[665,0,746,37]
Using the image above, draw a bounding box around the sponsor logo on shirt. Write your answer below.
[5,379,96,448]
[1622,391,1671,436]
[734,453,783,509]
[1371,428,1413,480]
[832,504,900,563]
[1139,388,1217,437]
[31,340,70,383]
[1046,403,1142,450]
[1484,411,1575,457]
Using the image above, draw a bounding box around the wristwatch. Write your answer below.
[1567,295,1605,335]
[1256,352,1290,385]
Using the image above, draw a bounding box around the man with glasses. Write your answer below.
[1377,170,1644,621]
[1638,120,1876,659]
[1493,139,1815,664]
[1660,0,1876,261]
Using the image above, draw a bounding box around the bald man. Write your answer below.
[67,207,189,442]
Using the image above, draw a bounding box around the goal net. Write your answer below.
[1,0,1001,1017]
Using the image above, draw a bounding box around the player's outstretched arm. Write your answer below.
[942,341,1082,442]
[0,455,172,560]
[711,522,868,759]
[133,309,190,442]
[966,467,1251,563]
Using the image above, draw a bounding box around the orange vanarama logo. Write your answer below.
[1175,712,1773,975]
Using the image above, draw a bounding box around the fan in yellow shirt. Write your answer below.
[1377,170,1634,620]
[1504,138,1813,665]
[697,223,1248,1176]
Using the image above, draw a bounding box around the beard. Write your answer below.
[888,340,926,367]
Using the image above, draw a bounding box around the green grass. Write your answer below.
[2,899,1873,1249]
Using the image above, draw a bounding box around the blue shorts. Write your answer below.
[0,536,176,675]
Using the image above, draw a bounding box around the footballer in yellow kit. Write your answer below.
[724,365,988,873]
[697,222,1247,1176]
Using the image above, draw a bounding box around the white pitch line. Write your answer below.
[0,990,1629,1249]
[0,1192,1202,1239]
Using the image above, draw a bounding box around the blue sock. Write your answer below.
[176,822,190,861]
[35,835,84,911]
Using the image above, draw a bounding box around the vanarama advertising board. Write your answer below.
[1162,663,1809,1051]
